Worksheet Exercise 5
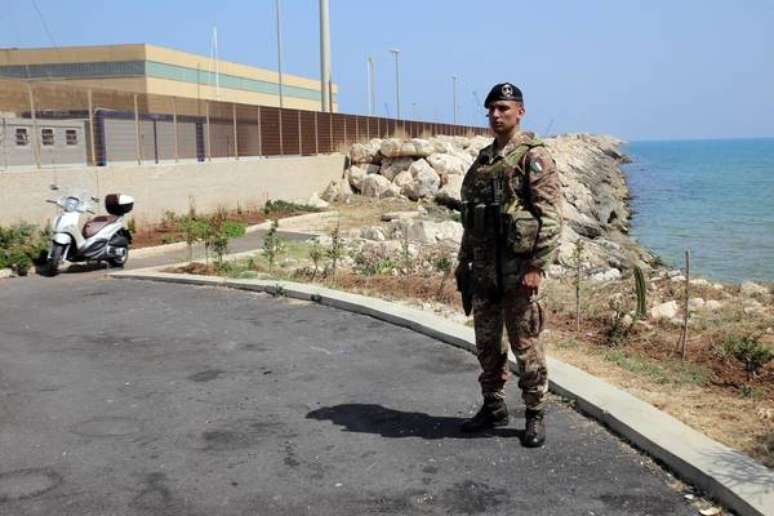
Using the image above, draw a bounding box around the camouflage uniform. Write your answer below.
[458,131,562,411]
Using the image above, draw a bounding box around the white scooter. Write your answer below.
[46,186,135,276]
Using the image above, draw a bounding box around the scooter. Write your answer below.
[45,186,135,276]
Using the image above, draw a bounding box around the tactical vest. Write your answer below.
[461,138,544,255]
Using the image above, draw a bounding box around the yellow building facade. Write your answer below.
[0,44,338,112]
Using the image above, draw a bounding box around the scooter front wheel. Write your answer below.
[47,244,65,276]
[108,247,129,268]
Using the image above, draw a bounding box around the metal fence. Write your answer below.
[0,78,488,169]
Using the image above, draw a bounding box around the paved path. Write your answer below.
[0,274,697,515]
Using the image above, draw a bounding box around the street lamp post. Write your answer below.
[275,0,284,108]
[451,75,457,125]
[319,0,332,112]
[367,57,376,115]
[389,48,400,119]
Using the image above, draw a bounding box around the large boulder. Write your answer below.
[320,178,353,203]
[435,174,464,204]
[306,192,330,209]
[380,138,434,159]
[347,164,380,192]
[401,220,464,245]
[741,281,769,298]
[361,174,392,198]
[405,159,440,200]
[349,142,379,164]
[379,158,413,181]
[427,152,468,180]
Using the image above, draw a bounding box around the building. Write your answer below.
[0,44,337,112]
[1,117,88,168]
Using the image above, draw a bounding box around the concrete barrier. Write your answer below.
[0,154,346,226]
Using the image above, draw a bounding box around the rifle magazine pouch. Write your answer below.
[505,211,540,254]
[473,204,488,235]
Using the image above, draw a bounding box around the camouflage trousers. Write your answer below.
[472,285,548,411]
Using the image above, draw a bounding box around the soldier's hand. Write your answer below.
[522,267,543,291]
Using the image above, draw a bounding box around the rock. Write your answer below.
[705,300,724,312]
[590,268,622,282]
[620,314,634,328]
[379,158,413,181]
[380,211,421,222]
[405,159,440,200]
[380,138,434,159]
[687,297,705,311]
[380,184,402,199]
[741,281,768,297]
[690,278,710,287]
[320,178,353,203]
[360,226,387,241]
[743,299,765,315]
[349,142,379,164]
[669,275,686,283]
[306,192,329,209]
[392,170,414,190]
[347,164,379,192]
[399,220,464,245]
[546,264,567,278]
[360,174,392,198]
[711,283,724,290]
[667,270,683,278]
[0,268,14,280]
[427,152,468,180]
[650,300,679,321]
[435,174,464,204]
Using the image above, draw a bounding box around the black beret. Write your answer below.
[484,82,523,108]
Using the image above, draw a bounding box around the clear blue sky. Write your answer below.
[3,0,773,141]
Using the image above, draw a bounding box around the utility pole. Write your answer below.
[451,75,457,124]
[367,57,376,116]
[389,48,400,119]
[319,0,332,112]
[275,0,284,108]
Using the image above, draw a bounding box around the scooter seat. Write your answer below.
[82,215,119,238]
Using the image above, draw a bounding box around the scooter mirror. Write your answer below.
[49,184,59,191]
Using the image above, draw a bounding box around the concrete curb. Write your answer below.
[131,211,338,259]
[111,267,773,516]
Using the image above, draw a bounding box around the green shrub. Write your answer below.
[263,220,285,272]
[222,220,246,239]
[0,223,49,273]
[326,223,345,275]
[263,199,322,217]
[723,335,773,379]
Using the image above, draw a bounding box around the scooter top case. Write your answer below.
[105,194,134,216]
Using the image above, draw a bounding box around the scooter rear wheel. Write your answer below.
[47,244,65,277]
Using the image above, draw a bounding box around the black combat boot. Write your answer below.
[460,397,509,433]
[522,409,545,448]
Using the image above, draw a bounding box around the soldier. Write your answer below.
[456,82,562,447]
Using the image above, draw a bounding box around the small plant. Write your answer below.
[399,229,413,276]
[263,219,286,272]
[326,223,345,275]
[127,217,137,234]
[723,334,773,380]
[161,210,178,230]
[432,253,453,298]
[309,240,324,277]
[263,199,322,218]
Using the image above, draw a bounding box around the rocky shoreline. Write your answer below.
[318,133,658,280]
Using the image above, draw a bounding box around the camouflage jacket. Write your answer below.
[458,131,562,289]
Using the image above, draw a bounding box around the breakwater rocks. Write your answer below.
[319,133,655,277]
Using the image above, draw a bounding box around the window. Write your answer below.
[41,128,54,146]
[15,128,28,146]
[66,129,78,145]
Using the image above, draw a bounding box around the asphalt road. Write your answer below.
[0,270,698,514]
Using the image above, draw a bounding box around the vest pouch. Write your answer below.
[473,204,488,235]
[461,202,474,230]
[505,211,540,254]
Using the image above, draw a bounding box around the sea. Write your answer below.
[622,138,774,284]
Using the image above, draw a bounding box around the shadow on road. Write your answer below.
[307,403,523,440]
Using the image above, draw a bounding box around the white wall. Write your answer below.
[0,154,346,226]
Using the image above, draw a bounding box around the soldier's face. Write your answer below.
[487,100,524,134]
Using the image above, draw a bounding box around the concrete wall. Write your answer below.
[0,154,346,226]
